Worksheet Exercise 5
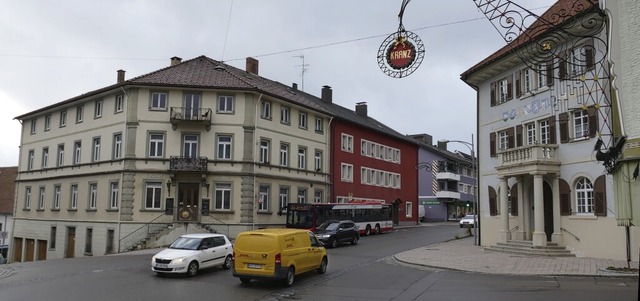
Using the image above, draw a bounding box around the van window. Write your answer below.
[236,234,276,252]
[308,232,321,247]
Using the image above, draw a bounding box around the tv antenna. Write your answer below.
[294,55,309,91]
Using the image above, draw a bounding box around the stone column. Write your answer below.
[499,176,511,243]
[532,172,547,247]
[551,174,563,244]
[522,177,531,240]
[515,177,526,240]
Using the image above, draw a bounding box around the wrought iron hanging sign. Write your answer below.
[377,0,425,78]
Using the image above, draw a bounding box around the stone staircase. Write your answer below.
[485,240,575,257]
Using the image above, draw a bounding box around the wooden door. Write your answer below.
[37,240,47,260]
[25,239,35,262]
[543,182,554,242]
[177,183,199,222]
[13,237,22,262]
[66,227,76,258]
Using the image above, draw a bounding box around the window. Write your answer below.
[260,139,270,164]
[258,185,270,211]
[261,101,271,119]
[24,187,31,209]
[184,93,201,119]
[60,110,67,127]
[92,137,101,162]
[89,183,97,209]
[42,147,49,168]
[113,133,122,159]
[279,187,289,211]
[30,120,36,134]
[314,150,322,172]
[498,130,509,150]
[74,141,82,164]
[574,109,589,139]
[406,202,413,218]
[38,187,45,210]
[570,46,586,76]
[50,226,56,250]
[151,92,167,110]
[217,135,232,160]
[70,184,78,210]
[94,100,103,118]
[76,105,84,123]
[85,228,93,254]
[315,117,323,133]
[214,183,231,210]
[27,150,34,170]
[576,177,594,214]
[279,143,289,167]
[106,229,115,254]
[297,188,307,203]
[53,185,61,210]
[115,94,124,113]
[218,95,234,113]
[341,163,353,182]
[280,106,290,124]
[148,133,164,158]
[526,123,536,145]
[57,144,65,166]
[539,119,550,144]
[183,134,198,157]
[110,182,119,209]
[44,115,51,131]
[297,147,306,169]
[537,64,547,89]
[341,134,353,152]
[314,190,323,203]
[522,68,532,94]
[298,112,308,129]
[145,182,162,209]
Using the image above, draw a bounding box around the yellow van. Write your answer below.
[233,228,327,286]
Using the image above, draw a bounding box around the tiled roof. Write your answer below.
[460,0,599,80]
[0,167,17,214]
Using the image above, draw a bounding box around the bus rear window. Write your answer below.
[286,210,313,229]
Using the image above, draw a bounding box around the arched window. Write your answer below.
[575,177,594,214]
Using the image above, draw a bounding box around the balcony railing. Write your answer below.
[169,156,208,172]
[436,190,461,199]
[498,144,560,167]
[170,107,212,130]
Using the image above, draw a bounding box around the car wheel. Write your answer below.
[240,277,251,284]
[365,225,372,236]
[351,235,359,245]
[222,255,233,270]
[375,224,381,234]
[284,267,295,287]
[329,237,338,248]
[316,257,328,274]
[186,261,199,277]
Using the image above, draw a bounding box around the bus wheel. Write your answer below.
[375,224,381,234]
[365,225,372,236]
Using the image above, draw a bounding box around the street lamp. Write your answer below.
[439,135,478,246]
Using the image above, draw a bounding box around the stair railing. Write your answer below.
[118,213,173,253]
[560,227,581,242]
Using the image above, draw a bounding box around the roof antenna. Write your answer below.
[294,55,309,92]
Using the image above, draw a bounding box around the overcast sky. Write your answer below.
[0,0,556,167]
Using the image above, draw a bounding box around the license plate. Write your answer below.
[155,263,169,268]
[247,263,262,269]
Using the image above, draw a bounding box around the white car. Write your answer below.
[459,215,476,228]
[151,233,233,277]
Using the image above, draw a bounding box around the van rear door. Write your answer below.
[234,233,278,277]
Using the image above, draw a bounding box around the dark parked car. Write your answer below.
[313,220,359,248]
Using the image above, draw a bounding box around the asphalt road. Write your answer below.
[0,224,636,301]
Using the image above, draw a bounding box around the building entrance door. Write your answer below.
[66,227,75,258]
[177,183,199,222]
[543,182,554,242]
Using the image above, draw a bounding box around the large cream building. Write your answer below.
[11,56,332,261]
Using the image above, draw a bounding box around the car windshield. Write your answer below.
[462,215,475,220]
[317,221,340,231]
[169,237,202,250]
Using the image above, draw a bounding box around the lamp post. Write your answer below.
[439,135,478,246]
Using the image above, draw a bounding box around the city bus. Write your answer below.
[284,201,393,236]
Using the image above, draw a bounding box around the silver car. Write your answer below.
[151,233,233,277]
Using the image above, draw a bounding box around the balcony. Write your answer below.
[436,190,461,199]
[436,172,461,181]
[170,107,212,131]
[169,156,208,173]
[496,144,561,176]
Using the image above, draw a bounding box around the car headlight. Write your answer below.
[171,257,186,264]
[319,235,330,239]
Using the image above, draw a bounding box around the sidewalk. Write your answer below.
[394,236,639,277]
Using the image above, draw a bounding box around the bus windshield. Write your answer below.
[286,207,314,229]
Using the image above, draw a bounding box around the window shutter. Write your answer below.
[559,53,568,80]
[516,125,523,147]
[490,82,496,107]
[489,186,498,216]
[585,38,595,70]
[549,115,557,144]
[559,178,571,215]
[490,132,496,157]
[588,106,598,138]
[507,127,515,149]
[510,185,518,216]
[506,74,513,100]
[594,175,607,216]
[546,61,554,86]
[559,112,569,143]
[515,70,522,98]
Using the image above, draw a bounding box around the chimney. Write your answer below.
[246,57,259,74]
[170,56,182,66]
[412,134,433,146]
[355,102,368,117]
[321,85,332,103]
[292,83,298,91]
[438,141,448,151]
[117,69,125,84]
